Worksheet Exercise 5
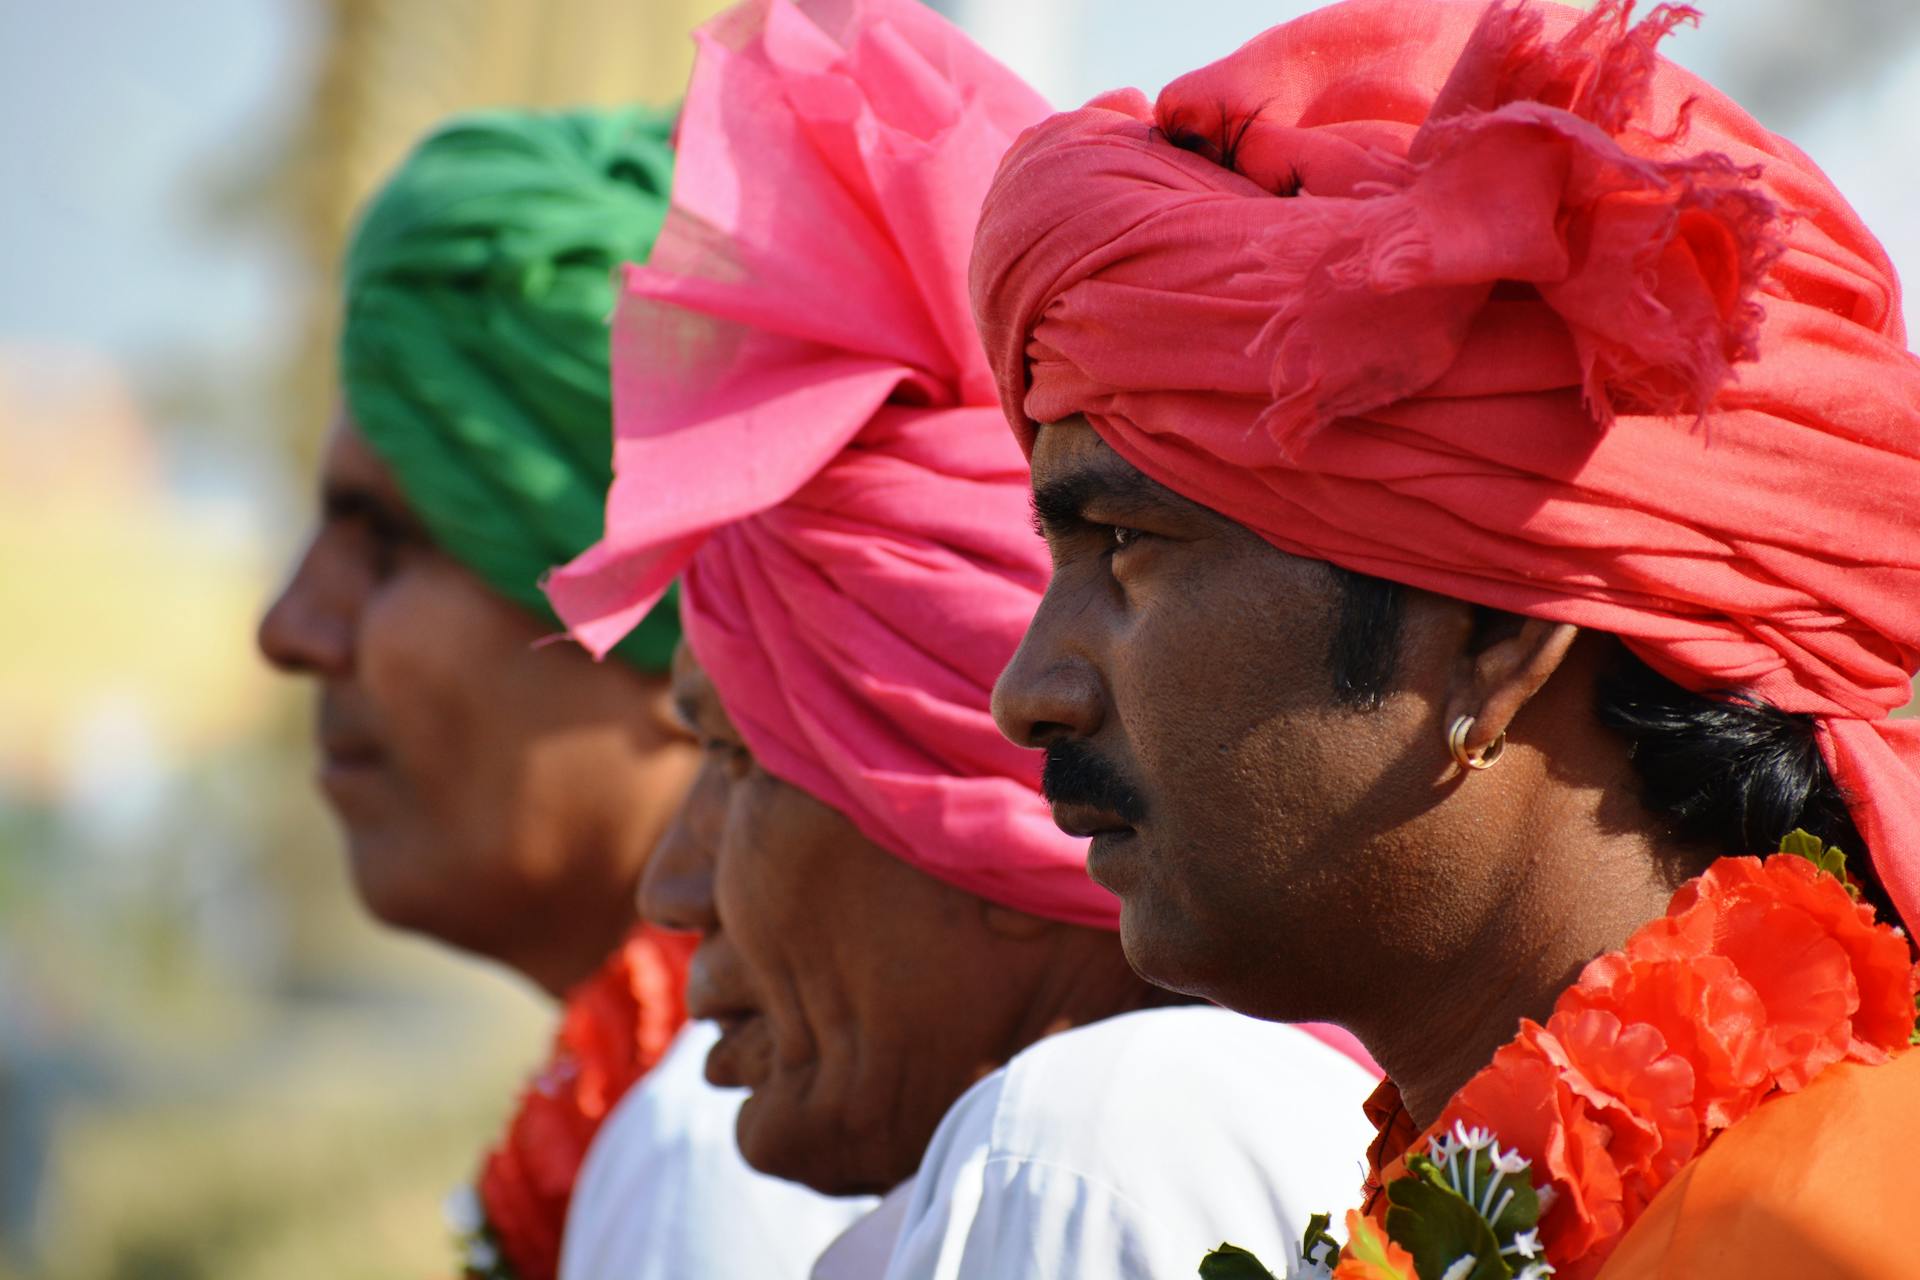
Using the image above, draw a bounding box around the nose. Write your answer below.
[991,593,1107,749]
[257,539,355,678]
[640,757,726,934]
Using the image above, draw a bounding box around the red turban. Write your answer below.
[542,0,1120,927]
[971,0,1920,928]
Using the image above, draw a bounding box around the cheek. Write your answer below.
[710,790,870,1181]
[1105,556,1374,940]
[1115,553,1331,793]
[358,586,483,795]
[355,564,546,837]
[711,783,841,1065]
[713,784,976,1189]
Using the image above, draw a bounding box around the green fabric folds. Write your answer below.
[341,105,680,672]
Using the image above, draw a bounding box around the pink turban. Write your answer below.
[971,0,1920,928]
[542,0,1118,927]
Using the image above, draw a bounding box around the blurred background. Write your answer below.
[0,1,1914,1276]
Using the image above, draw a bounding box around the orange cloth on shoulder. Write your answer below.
[1595,1048,1920,1279]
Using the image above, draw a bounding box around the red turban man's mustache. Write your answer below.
[970,0,1920,926]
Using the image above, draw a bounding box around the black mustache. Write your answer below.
[1041,740,1146,826]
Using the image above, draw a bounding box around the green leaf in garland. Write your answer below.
[1199,1243,1283,1280]
[1301,1212,1341,1272]
[1778,828,1858,897]
[1468,1151,1542,1242]
[1777,827,1825,862]
[1910,991,1920,1048]
[1388,1155,1513,1280]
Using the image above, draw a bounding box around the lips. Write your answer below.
[704,1012,776,1090]
[1082,827,1142,894]
[317,693,386,775]
[1048,800,1135,840]
[316,735,386,802]
[686,945,772,1088]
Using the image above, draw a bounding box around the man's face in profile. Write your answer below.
[994,417,1468,1021]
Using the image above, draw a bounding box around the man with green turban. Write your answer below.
[340,105,681,670]
[260,106,869,1280]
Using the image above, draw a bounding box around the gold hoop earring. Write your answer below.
[1447,715,1505,771]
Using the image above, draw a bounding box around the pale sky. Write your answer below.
[1,0,1913,399]
[955,0,1920,343]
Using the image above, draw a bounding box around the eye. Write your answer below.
[365,517,417,579]
[1105,522,1156,555]
[329,508,420,583]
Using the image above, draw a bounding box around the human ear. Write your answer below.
[1446,617,1581,760]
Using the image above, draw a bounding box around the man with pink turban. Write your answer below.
[974,1,1920,1277]
[546,1,1379,1276]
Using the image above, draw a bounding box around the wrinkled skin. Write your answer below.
[642,642,1157,1195]
[993,417,1701,1125]
[258,415,698,996]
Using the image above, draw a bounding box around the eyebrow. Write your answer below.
[671,692,703,735]
[1029,464,1188,539]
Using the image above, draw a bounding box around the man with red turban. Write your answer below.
[974,1,1920,1277]
[547,1,1381,1275]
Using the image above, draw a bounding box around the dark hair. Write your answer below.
[1325,566,1900,926]
[1326,566,1403,711]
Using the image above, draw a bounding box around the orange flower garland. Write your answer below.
[1360,848,1919,1280]
[456,924,696,1280]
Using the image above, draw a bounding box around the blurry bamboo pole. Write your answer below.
[285,0,729,456]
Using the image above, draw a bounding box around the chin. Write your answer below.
[735,1083,909,1199]
[342,833,473,950]
[736,1093,848,1195]
[1116,896,1214,997]
[1117,891,1284,1016]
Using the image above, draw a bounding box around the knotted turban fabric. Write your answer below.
[343,107,681,671]
[544,0,1118,926]
[971,0,1920,928]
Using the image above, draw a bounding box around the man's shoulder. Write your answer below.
[968,1006,1376,1171]
[1597,1049,1920,1279]
[886,1009,1380,1278]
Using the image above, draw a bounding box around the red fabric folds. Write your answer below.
[970,0,1920,927]
[544,0,1118,926]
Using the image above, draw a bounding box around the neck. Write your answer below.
[509,926,630,1001]
[500,824,654,1001]
[1005,925,1176,1058]
[1357,791,1706,1130]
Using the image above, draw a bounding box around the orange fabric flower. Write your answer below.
[1333,1209,1417,1280]
[478,1141,558,1279]
[1547,1011,1696,1216]
[1388,853,1919,1280]
[1445,1019,1648,1276]
[1688,856,1917,1065]
[1564,923,1768,1128]
[474,926,695,1280]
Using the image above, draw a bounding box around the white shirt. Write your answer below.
[562,1020,876,1280]
[814,1006,1377,1280]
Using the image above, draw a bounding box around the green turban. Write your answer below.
[341,105,680,672]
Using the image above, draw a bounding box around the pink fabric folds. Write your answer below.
[971,0,1920,927]
[543,0,1119,926]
